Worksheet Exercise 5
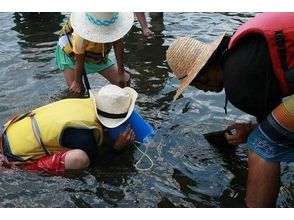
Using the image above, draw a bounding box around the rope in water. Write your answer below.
[133,141,154,172]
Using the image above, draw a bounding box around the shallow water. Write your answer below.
[0,12,294,207]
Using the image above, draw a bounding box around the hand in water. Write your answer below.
[117,71,131,88]
[225,123,254,145]
[69,81,85,94]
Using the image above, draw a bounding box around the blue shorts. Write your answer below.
[247,96,294,162]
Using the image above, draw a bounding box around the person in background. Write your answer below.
[135,12,154,37]
[0,85,137,174]
[55,12,134,94]
[166,12,294,207]
[135,12,163,37]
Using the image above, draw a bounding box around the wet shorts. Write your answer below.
[247,95,294,162]
[54,44,115,74]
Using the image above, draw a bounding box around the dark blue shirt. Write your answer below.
[61,127,120,164]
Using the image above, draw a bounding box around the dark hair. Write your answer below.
[196,35,231,79]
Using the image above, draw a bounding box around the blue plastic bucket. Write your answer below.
[108,111,154,143]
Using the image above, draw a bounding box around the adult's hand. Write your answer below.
[113,125,135,151]
[225,123,255,145]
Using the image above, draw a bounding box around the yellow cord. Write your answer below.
[133,141,154,172]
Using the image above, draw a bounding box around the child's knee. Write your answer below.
[64,149,90,170]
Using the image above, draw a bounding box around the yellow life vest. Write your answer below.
[59,20,113,64]
[3,95,103,162]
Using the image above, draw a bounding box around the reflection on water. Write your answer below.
[1,12,294,207]
[12,13,65,76]
[12,13,65,52]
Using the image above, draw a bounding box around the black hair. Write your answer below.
[195,35,231,79]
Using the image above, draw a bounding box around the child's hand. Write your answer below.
[113,125,135,151]
[70,80,85,94]
[117,71,130,88]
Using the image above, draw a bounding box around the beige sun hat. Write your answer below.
[91,85,138,128]
[71,12,134,43]
[166,33,226,100]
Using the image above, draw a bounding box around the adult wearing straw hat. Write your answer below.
[166,12,294,207]
[55,12,134,94]
[0,85,137,174]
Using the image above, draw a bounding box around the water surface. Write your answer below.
[1,12,293,208]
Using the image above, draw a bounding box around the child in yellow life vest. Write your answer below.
[55,12,134,94]
[0,85,137,174]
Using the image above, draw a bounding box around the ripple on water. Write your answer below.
[0,12,292,208]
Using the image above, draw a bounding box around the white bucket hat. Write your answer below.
[71,12,134,43]
[91,85,138,128]
[166,33,226,100]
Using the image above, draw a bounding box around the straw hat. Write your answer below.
[166,33,225,100]
[91,85,138,128]
[71,12,134,43]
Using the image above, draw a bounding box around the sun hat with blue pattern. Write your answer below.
[71,12,134,43]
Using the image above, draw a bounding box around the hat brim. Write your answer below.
[71,12,134,43]
[173,33,226,100]
[91,88,138,128]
